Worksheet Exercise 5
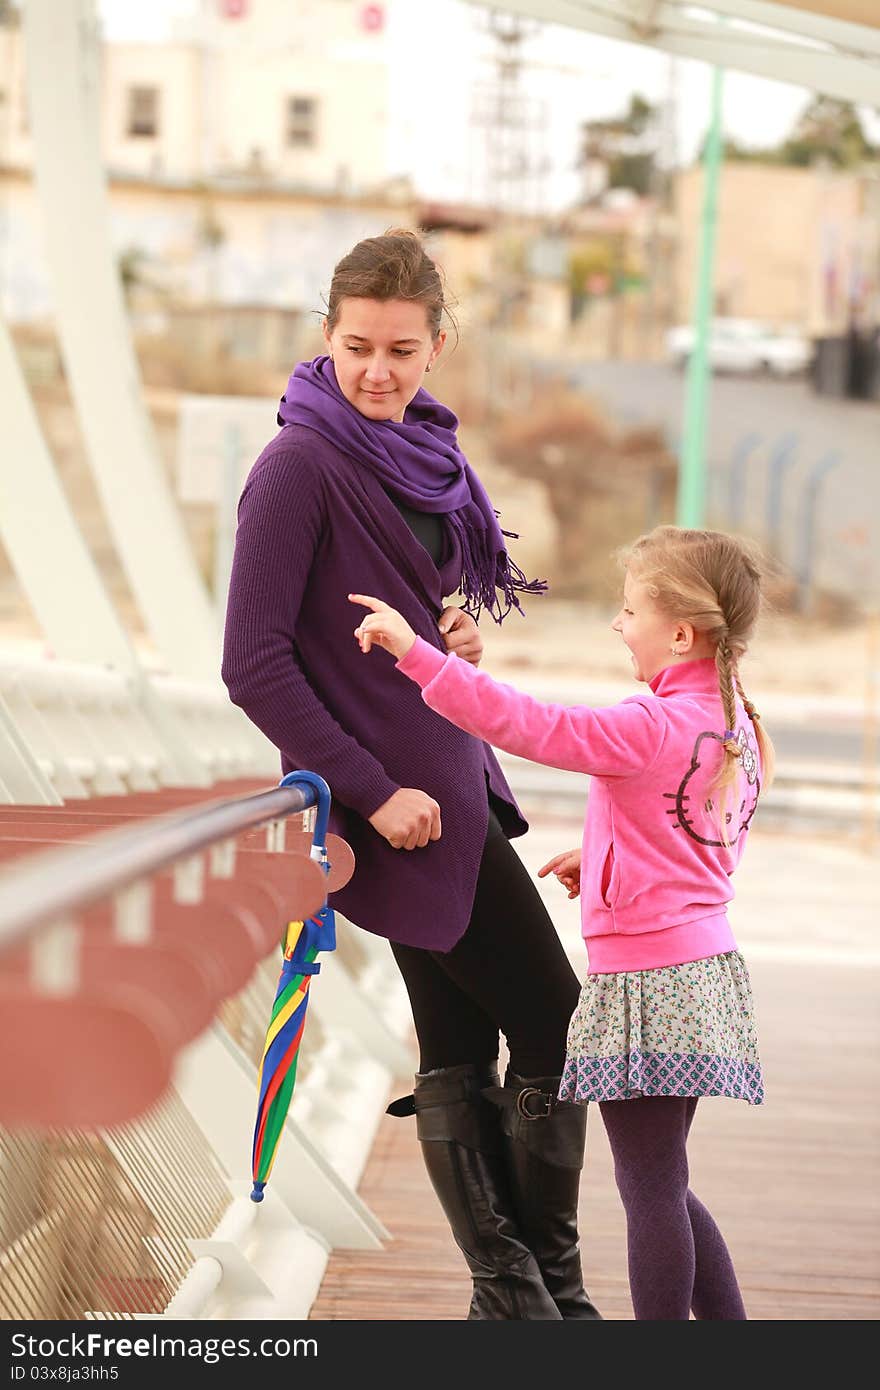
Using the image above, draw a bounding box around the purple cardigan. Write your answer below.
[221,423,527,949]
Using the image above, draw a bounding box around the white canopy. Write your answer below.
[464,1,880,105]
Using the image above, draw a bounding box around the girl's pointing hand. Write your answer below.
[537,848,582,899]
[350,594,417,661]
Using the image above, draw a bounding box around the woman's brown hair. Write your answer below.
[325,228,455,340]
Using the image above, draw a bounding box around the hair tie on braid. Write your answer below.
[740,691,761,721]
[732,665,762,723]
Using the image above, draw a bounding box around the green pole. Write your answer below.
[677,64,724,527]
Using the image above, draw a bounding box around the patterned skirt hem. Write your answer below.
[559,1049,764,1105]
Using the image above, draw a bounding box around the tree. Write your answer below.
[780,96,877,169]
[492,385,676,597]
[607,152,655,197]
[118,246,149,303]
[579,94,660,198]
[697,97,878,169]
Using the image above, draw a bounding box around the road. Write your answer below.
[554,361,880,603]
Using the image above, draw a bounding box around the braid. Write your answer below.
[715,637,742,763]
[733,669,760,722]
[713,635,743,848]
[734,667,775,789]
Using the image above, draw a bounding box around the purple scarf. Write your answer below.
[277,355,546,623]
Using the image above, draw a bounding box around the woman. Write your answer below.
[222,229,600,1321]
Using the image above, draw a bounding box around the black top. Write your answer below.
[382,491,446,569]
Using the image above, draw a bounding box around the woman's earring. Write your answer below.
[425,363,432,373]
[670,646,679,656]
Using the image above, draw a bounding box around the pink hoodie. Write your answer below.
[396,640,762,974]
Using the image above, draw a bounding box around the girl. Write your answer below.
[350,524,774,1321]
[223,229,599,1320]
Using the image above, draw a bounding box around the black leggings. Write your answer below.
[390,814,581,1077]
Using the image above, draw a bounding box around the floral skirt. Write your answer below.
[558,950,764,1106]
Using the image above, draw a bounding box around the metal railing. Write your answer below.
[0,781,414,1319]
[0,784,317,951]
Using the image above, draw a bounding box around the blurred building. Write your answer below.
[0,0,417,324]
[420,193,676,363]
[674,161,880,336]
[2,0,398,194]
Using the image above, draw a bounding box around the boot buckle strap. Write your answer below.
[516,1086,554,1120]
[392,1073,491,1117]
[386,1094,416,1117]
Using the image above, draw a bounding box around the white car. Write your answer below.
[665,318,812,377]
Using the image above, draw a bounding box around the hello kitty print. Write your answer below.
[662,725,760,848]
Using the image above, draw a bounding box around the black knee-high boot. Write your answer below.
[484,1069,602,1320]
[387,1062,562,1319]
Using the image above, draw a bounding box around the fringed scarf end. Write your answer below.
[450,512,548,626]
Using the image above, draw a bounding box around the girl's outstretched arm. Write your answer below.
[350,595,662,779]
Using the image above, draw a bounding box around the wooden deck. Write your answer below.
[311,954,879,1321]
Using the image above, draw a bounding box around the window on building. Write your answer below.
[127,86,159,139]
[285,96,317,148]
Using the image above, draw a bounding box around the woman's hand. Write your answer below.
[537,848,582,899]
[368,787,442,850]
[349,594,417,661]
[438,607,483,666]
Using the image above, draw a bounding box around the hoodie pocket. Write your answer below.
[600,842,619,910]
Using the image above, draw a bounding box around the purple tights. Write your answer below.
[599,1096,747,1321]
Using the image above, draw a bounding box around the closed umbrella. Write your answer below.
[250,771,337,1202]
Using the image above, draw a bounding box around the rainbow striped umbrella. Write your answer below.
[250,771,336,1202]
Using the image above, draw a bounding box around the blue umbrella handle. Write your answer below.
[278,770,332,856]
[278,770,337,951]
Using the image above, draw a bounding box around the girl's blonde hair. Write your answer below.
[619,526,775,832]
